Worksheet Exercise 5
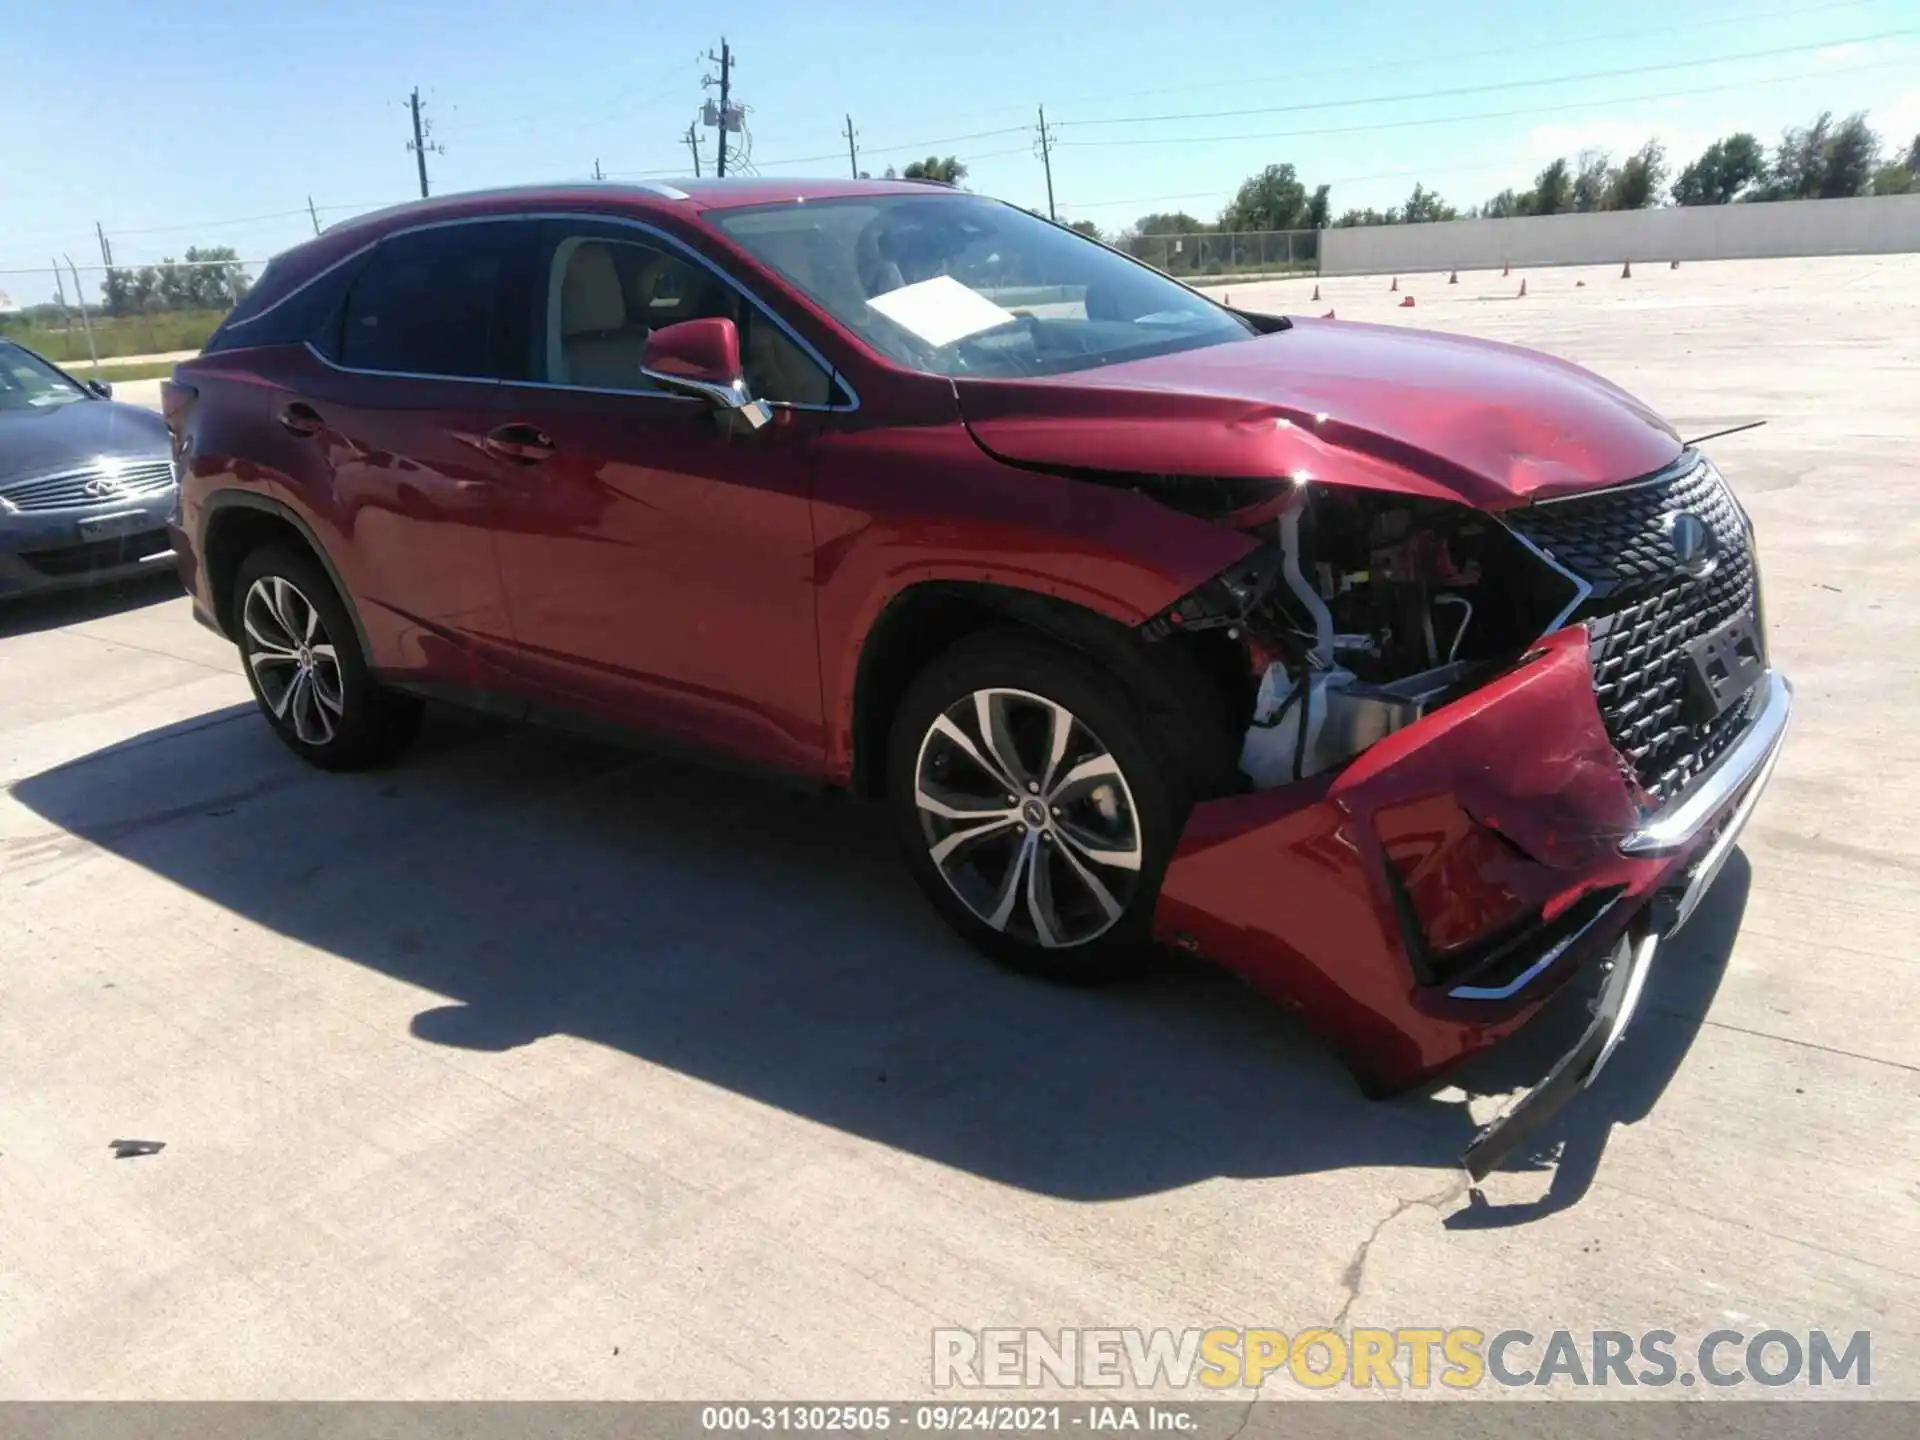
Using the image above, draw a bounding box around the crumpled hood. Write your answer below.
[0,398,171,486]
[955,317,1684,510]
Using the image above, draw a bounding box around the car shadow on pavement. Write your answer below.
[11,701,1740,1216]
[0,570,183,639]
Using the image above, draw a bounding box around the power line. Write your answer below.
[1060,54,1910,148]
[1058,27,1918,129]
[752,125,1030,170]
[776,0,1886,133]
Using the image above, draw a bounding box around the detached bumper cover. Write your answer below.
[1461,669,1791,1181]
[1152,629,1791,1173]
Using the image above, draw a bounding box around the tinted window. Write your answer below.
[535,222,834,406]
[338,222,535,379]
[204,253,356,354]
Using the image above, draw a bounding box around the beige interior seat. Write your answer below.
[553,241,650,389]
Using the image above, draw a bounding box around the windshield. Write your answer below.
[0,341,89,411]
[713,193,1256,380]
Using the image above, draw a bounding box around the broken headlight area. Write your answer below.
[1141,484,1580,792]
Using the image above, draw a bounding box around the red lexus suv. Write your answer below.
[163,178,1790,1177]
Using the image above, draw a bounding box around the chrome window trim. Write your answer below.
[238,209,859,412]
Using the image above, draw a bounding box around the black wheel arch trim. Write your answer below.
[852,578,1240,803]
[200,490,373,662]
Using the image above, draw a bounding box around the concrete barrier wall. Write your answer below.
[1319,194,1920,275]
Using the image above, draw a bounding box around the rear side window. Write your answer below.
[203,254,357,354]
[336,222,536,380]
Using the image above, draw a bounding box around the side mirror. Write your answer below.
[640,317,771,430]
[87,378,113,399]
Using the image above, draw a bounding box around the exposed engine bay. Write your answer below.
[1140,483,1577,791]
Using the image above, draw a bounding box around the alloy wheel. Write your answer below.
[242,575,345,746]
[913,687,1144,949]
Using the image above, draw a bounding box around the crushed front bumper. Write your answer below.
[1461,668,1790,1181]
[1152,629,1791,1178]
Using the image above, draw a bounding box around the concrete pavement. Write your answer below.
[2,254,1917,1402]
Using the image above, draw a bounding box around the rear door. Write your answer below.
[308,219,538,689]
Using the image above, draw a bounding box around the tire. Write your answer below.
[886,629,1183,985]
[232,544,422,770]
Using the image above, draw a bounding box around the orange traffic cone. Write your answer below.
[1390,275,1399,292]
[1502,261,1510,277]
[1670,259,1680,269]
[1224,292,1230,306]
[1576,280,1587,288]
[1399,295,1416,308]
[1311,283,1320,301]
[1621,259,1632,278]
[1322,309,1336,319]
[1518,278,1528,298]
[1448,269,1459,284]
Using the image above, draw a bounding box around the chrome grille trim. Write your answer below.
[0,458,176,513]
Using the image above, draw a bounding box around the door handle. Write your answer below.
[278,401,323,437]
[483,423,557,465]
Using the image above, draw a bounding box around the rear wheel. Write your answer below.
[886,631,1181,984]
[233,545,422,770]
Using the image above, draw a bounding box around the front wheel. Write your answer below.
[233,544,422,770]
[886,631,1181,984]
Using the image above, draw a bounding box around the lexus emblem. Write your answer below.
[1665,511,1718,578]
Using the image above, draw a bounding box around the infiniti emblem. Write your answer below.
[82,475,127,499]
[1665,511,1718,578]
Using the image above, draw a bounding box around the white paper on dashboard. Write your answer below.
[865,275,1016,348]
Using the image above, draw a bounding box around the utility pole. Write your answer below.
[1036,106,1058,222]
[685,123,702,178]
[592,158,605,181]
[95,222,113,268]
[843,114,859,179]
[62,255,100,371]
[406,86,443,199]
[307,196,322,236]
[711,39,733,177]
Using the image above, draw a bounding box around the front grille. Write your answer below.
[20,529,171,577]
[1506,456,1760,808]
[0,458,175,513]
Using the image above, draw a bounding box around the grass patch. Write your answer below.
[76,359,184,384]
[1,310,226,363]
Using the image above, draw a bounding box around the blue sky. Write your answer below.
[5,0,1917,300]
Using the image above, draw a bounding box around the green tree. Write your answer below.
[1529,158,1574,215]
[100,267,135,318]
[1479,187,1527,218]
[1672,133,1767,204]
[1572,151,1613,212]
[1605,141,1668,210]
[1401,183,1456,223]
[1762,111,1880,199]
[1066,219,1101,239]
[1820,113,1880,198]
[1334,206,1399,227]
[901,156,967,184]
[1131,210,1209,237]
[1220,163,1310,232]
[1306,184,1331,230]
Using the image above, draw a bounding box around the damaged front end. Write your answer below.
[1131,470,1789,1181]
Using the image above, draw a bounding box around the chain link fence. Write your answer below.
[1120,229,1320,281]
[0,258,267,372]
